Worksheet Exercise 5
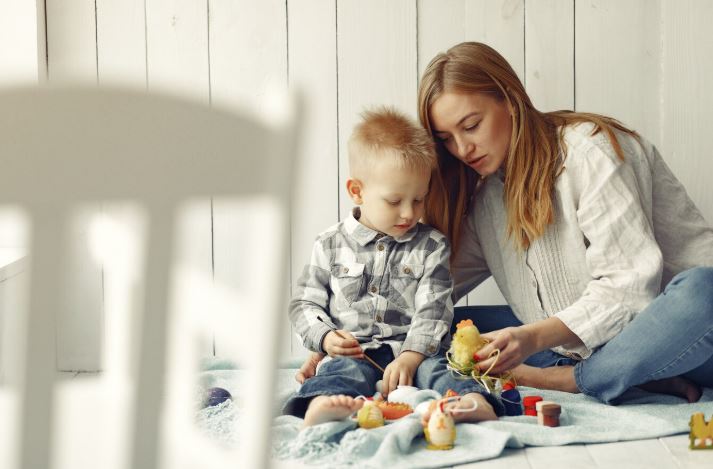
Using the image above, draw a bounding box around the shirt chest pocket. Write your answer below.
[388,263,424,310]
[330,262,365,306]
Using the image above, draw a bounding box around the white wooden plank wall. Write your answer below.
[1,0,713,368]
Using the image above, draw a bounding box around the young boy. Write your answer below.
[284,107,501,427]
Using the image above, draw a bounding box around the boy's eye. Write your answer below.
[414,199,423,204]
[387,200,400,206]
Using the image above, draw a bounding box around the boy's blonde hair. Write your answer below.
[348,106,436,180]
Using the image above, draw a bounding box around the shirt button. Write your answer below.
[370,285,378,293]
[377,244,384,251]
[427,345,436,353]
[376,315,382,322]
[342,267,349,273]
[403,267,411,274]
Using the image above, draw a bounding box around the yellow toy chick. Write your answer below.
[449,319,487,372]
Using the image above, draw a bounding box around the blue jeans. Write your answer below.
[283,345,394,418]
[456,267,713,404]
[283,345,505,417]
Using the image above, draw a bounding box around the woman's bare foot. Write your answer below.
[295,352,324,384]
[511,364,580,393]
[303,395,364,428]
[420,393,497,427]
[638,376,701,403]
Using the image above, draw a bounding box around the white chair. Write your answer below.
[0,85,299,469]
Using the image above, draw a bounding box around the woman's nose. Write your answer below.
[455,137,473,160]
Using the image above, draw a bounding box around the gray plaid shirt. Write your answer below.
[289,207,454,358]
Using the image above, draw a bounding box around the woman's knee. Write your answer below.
[667,267,713,322]
[670,267,713,298]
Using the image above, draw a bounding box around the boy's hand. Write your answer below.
[321,330,364,358]
[295,352,325,384]
[382,350,426,396]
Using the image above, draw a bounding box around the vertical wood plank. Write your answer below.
[45,0,97,82]
[338,0,418,220]
[0,0,42,84]
[287,0,338,358]
[96,0,147,87]
[418,0,523,307]
[145,0,209,101]
[525,0,574,112]
[45,0,104,372]
[661,0,713,223]
[208,0,287,112]
[575,0,662,144]
[145,0,212,359]
[208,0,289,357]
[418,0,525,79]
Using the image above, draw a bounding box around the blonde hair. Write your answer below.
[349,106,436,179]
[418,42,638,255]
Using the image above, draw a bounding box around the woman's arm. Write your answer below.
[474,131,663,373]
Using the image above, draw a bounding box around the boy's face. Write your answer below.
[347,155,430,238]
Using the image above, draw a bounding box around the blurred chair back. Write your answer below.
[0,85,299,469]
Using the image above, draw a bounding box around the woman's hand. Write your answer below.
[474,326,538,375]
[381,350,426,396]
[321,330,364,358]
[473,317,584,375]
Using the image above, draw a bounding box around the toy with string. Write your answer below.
[445,319,515,394]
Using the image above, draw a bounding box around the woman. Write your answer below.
[419,41,713,403]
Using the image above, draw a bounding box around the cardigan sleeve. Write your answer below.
[553,137,663,356]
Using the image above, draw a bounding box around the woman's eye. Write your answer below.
[465,122,480,132]
[414,199,423,205]
[387,200,400,206]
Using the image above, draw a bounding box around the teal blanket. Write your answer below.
[196,363,713,468]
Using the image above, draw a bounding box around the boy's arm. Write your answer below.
[401,233,454,357]
[288,239,336,353]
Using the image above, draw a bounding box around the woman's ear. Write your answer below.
[346,178,363,204]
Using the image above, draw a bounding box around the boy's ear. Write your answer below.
[346,178,363,204]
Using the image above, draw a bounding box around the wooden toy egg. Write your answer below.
[424,400,456,450]
[356,401,384,429]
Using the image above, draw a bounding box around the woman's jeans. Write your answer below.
[457,267,713,404]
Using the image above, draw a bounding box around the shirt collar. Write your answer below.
[344,207,419,246]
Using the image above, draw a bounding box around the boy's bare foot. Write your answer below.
[638,376,702,403]
[303,395,364,428]
[511,364,580,393]
[420,392,497,426]
[295,352,324,384]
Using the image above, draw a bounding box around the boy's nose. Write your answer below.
[400,205,414,221]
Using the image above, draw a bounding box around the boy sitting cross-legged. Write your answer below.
[283,107,503,427]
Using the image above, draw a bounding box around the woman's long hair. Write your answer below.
[418,42,638,256]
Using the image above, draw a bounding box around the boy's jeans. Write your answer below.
[457,267,713,404]
[282,346,394,418]
[284,345,505,417]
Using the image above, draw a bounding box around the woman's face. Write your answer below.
[429,91,512,177]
